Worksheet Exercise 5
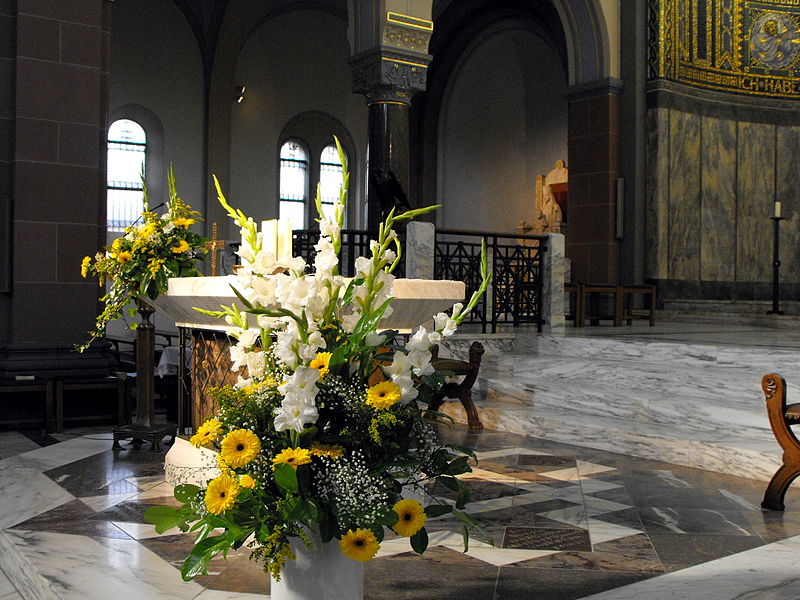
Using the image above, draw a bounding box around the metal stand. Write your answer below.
[768,216,785,316]
[113,299,175,451]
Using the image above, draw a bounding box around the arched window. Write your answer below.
[319,144,346,224]
[107,119,147,232]
[279,140,309,230]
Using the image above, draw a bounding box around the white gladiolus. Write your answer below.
[280,365,320,398]
[365,331,386,347]
[274,394,319,432]
[391,374,418,403]
[433,312,458,337]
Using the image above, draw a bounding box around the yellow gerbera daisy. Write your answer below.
[239,474,256,489]
[148,258,165,276]
[392,499,427,537]
[309,352,332,379]
[116,251,133,263]
[80,256,91,278]
[172,217,196,227]
[366,381,401,410]
[220,429,262,468]
[171,239,190,253]
[189,418,222,448]
[272,447,312,470]
[204,474,239,515]
[138,222,158,238]
[339,529,379,562]
[309,443,345,459]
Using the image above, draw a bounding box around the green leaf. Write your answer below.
[274,463,298,493]
[143,505,184,534]
[341,278,364,307]
[445,456,472,476]
[319,511,334,543]
[174,484,200,504]
[424,504,453,519]
[182,535,230,580]
[447,444,478,461]
[370,525,384,543]
[410,527,429,555]
[376,506,399,528]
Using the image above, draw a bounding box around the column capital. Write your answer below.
[349,47,431,105]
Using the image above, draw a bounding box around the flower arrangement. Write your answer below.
[145,139,491,581]
[78,167,207,351]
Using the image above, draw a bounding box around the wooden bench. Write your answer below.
[762,373,800,510]
[48,374,129,433]
[0,378,56,429]
[566,283,656,328]
[428,341,485,430]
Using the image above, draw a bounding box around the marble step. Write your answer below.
[441,399,781,481]
[531,335,800,373]
[478,373,773,436]
[501,355,792,409]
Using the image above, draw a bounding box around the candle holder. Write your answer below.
[768,215,785,316]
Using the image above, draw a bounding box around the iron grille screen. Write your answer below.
[434,229,547,333]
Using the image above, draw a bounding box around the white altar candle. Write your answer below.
[262,219,278,257]
[775,201,782,218]
[278,219,293,261]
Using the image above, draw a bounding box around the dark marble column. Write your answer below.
[351,49,429,233]
[566,79,623,284]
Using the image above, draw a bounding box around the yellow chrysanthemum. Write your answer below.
[272,447,312,470]
[171,239,190,253]
[309,443,345,459]
[220,429,262,468]
[366,381,401,410]
[392,499,427,537]
[172,217,196,227]
[189,418,222,448]
[116,251,133,263]
[309,352,332,379]
[80,256,91,278]
[239,474,256,489]
[204,474,239,515]
[339,529,379,562]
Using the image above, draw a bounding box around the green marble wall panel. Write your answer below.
[776,126,800,284]
[668,109,701,281]
[646,107,670,280]
[700,117,737,281]
[736,122,775,282]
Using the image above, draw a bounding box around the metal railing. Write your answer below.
[434,229,548,333]
[292,229,405,277]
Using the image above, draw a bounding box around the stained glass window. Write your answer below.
[107,119,146,232]
[279,140,309,230]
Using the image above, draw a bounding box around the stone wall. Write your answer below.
[646,105,800,300]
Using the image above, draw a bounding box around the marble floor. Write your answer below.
[3,424,800,600]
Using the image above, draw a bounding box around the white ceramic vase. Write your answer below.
[270,532,364,600]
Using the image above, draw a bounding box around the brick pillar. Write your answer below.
[566,80,623,284]
[10,0,109,344]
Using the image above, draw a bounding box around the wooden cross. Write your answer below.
[204,222,226,276]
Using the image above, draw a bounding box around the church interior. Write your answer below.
[4,0,800,598]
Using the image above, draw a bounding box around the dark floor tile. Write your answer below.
[510,534,663,573]
[45,449,164,497]
[590,507,644,530]
[89,499,159,523]
[742,508,800,542]
[19,429,60,447]
[638,506,758,536]
[13,499,133,539]
[365,547,498,599]
[648,532,764,568]
[496,565,652,600]
[140,532,269,593]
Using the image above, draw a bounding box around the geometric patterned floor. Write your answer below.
[3,425,800,599]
